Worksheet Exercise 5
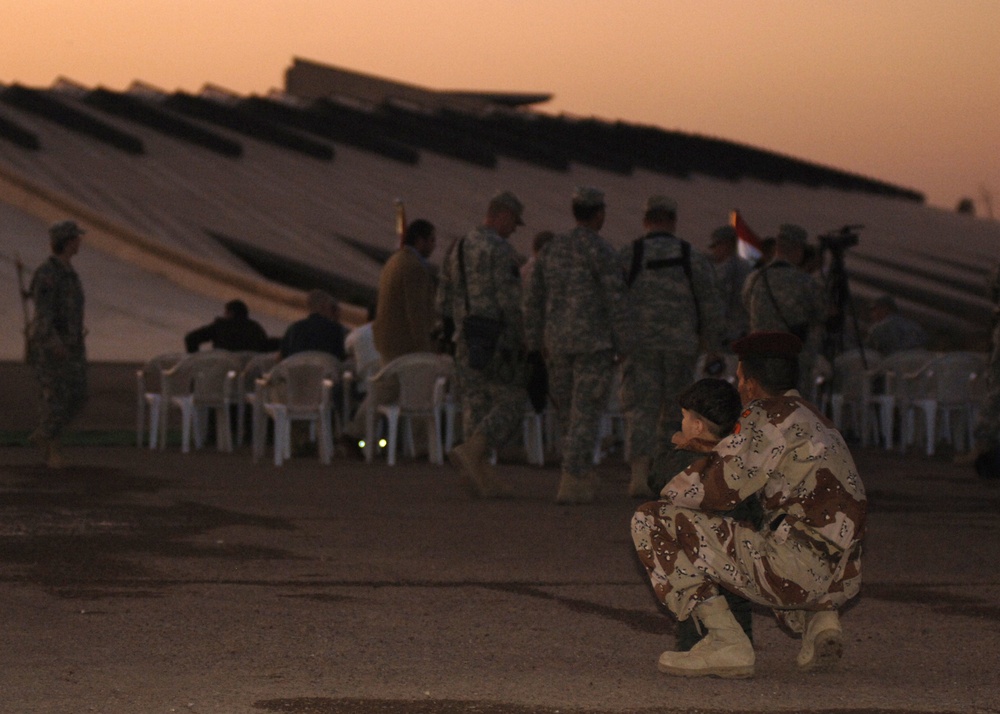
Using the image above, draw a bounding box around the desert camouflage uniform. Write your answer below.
[618,233,724,460]
[523,226,627,477]
[973,265,1000,451]
[631,392,866,621]
[27,255,88,440]
[437,226,526,449]
[742,260,826,394]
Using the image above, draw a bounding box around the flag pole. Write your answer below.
[394,198,407,249]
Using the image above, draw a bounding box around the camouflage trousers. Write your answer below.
[973,322,1000,450]
[631,502,861,621]
[547,350,615,477]
[34,356,88,440]
[620,348,697,461]
[455,342,527,450]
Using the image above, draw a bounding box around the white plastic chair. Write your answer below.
[343,323,382,427]
[136,352,184,448]
[364,352,454,465]
[158,351,243,453]
[253,351,342,466]
[901,351,988,456]
[829,348,880,441]
[231,352,280,446]
[863,349,935,450]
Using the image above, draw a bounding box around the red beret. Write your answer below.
[731,331,803,359]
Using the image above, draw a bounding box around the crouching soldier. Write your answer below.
[631,331,866,678]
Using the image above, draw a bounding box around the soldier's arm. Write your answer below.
[30,271,65,354]
[692,254,726,349]
[522,252,545,352]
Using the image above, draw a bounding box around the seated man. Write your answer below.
[864,294,928,356]
[632,331,866,678]
[280,290,347,360]
[184,299,271,353]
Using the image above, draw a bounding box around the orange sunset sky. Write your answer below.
[2,0,998,212]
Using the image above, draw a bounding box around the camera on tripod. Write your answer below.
[818,225,863,252]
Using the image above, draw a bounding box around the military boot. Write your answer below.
[627,457,653,498]
[555,470,595,504]
[796,610,843,671]
[449,432,510,498]
[657,596,755,678]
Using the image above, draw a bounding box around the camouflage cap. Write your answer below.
[731,330,803,360]
[572,186,605,208]
[645,195,678,214]
[49,220,86,242]
[709,225,738,246]
[488,190,525,225]
[777,223,808,246]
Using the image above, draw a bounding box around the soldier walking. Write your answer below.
[523,187,628,503]
[439,191,529,497]
[619,196,724,498]
[27,220,88,468]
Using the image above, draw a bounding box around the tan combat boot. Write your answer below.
[449,432,510,498]
[627,457,653,498]
[657,596,755,678]
[555,470,595,504]
[796,610,843,671]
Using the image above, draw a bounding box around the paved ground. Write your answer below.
[2,362,999,714]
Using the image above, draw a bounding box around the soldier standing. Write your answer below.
[619,196,724,498]
[523,187,627,503]
[631,331,866,678]
[440,191,528,497]
[741,224,826,395]
[706,225,753,347]
[27,220,88,468]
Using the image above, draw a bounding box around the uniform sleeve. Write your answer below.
[494,243,524,345]
[691,253,725,349]
[184,322,216,353]
[29,266,63,351]
[660,405,773,512]
[522,250,545,352]
[591,238,628,354]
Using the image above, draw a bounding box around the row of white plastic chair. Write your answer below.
[824,348,987,455]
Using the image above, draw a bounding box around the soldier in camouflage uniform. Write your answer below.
[707,225,753,348]
[741,224,825,395]
[619,196,724,498]
[438,191,528,497]
[864,294,928,356]
[27,220,88,468]
[523,187,628,503]
[632,331,866,678]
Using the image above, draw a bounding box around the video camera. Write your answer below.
[818,224,863,253]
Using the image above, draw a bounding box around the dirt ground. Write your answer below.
[2,362,999,714]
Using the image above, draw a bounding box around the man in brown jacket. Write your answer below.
[372,219,437,362]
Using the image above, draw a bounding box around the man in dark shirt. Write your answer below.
[185,299,270,353]
[280,290,347,360]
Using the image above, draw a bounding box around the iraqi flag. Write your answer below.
[730,210,764,263]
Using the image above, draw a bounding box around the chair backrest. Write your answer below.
[345,323,381,383]
[832,348,881,400]
[163,350,243,402]
[266,351,342,409]
[237,351,281,397]
[372,352,454,412]
[917,351,989,404]
[138,351,184,390]
[871,348,936,401]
